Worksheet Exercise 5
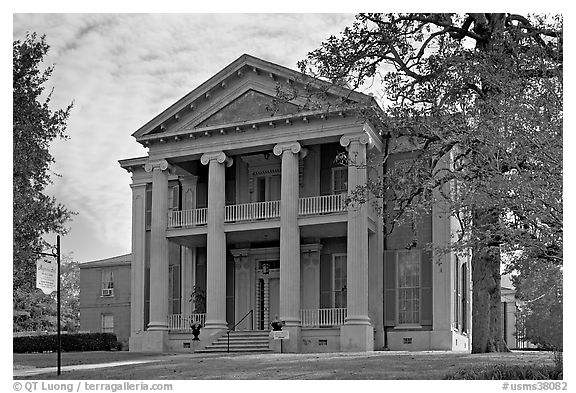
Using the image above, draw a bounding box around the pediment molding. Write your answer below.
[132,54,375,142]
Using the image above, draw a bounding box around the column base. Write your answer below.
[147,321,169,331]
[137,330,168,352]
[340,324,374,352]
[204,320,228,330]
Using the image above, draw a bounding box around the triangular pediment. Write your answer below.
[133,54,375,140]
[196,89,299,128]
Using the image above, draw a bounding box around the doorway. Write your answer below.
[256,260,280,330]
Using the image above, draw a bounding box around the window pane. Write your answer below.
[397,251,420,324]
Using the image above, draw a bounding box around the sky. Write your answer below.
[12,13,357,263]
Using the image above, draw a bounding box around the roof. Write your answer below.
[80,253,131,269]
[131,53,378,142]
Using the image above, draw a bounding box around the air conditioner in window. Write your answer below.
[102,289,114,297]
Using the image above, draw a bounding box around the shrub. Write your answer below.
[13,333,119,353]
[445,363,562,380]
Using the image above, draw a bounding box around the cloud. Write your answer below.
[13,13,353,262]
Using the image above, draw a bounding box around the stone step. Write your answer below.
[197,330,271,353]
[197,347,271,353]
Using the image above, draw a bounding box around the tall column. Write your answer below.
[339,132,374,352]
[180,175,198,317]
[273,142,306,353]
[201,151,232,332]
[129,182,146,350]
[144,159,172,332]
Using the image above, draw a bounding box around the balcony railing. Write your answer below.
[168,208,207,228]
[225,200,280,222]
[168,313,206,331]
[298,194,346,216]
[168,194,347,228]
[300,308,347,328]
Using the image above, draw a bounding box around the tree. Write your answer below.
[13,256,80,332]
[13,33,73,325]
[513,251,562,350]
[299,13,562,353]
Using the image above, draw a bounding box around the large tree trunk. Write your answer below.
[471,209,510,353]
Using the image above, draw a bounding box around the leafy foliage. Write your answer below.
[513,257,562,350]
[13,256,80,332]
[13,332,119,353]
[300,14,562,353]
[13,32,73,294]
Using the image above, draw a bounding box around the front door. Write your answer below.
[255,261,280,330]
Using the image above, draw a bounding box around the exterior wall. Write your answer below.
[79,259,131,348]
[301,328,340,353]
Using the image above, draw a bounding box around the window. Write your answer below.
[101,314,114,333]
[255,174,281,202]
[397,251,420,325]
[332,167,348,194]
[168,184,180,211]
[101,269,114,297]
[332,254,347,308]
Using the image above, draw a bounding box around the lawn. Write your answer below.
[14,350,555,380]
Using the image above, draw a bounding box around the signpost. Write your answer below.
[273,330,289,353]
[34,235,61,376]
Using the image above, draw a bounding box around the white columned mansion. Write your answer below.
[119,54,472,353]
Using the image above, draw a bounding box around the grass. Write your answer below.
[14,350,556,380]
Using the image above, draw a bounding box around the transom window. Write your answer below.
[101,269,114,297]
[397,251,420,325]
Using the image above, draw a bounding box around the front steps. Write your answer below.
[197,330,271,353]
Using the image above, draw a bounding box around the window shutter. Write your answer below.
[384,250,396,326]
[320,254,331,308]
[420,251,433,326]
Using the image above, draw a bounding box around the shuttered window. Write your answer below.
[332,254,347,308]
[168,264,181,315]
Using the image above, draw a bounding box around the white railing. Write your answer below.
[300,308,347,328]
[225,200,280,222]
[168,208,207,228]
[168,313,206,331]
[299,194,346,216]
[168,195,347,229]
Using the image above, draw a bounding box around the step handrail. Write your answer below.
[227,309,254,353]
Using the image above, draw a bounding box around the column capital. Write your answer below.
[340,132,372,149]
[200,151,233,167]
[144,159,172,173]
[273,141,308,158]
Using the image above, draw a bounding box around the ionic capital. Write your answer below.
[273,141,308,158]
[340,132,372,149]
[144,159,172,173]
[200,151,233,167]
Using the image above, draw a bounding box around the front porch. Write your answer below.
[167,308,348,332]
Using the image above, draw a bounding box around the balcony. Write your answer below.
[168,194,346,229]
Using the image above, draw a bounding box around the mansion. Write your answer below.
[117,54,472,353]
